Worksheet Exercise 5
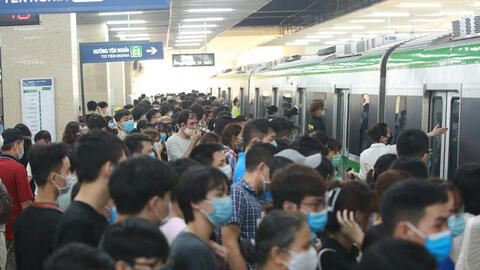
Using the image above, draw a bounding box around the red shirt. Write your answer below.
[0,154,34,240]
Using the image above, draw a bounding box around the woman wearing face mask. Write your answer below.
[319,181,375,270]
[355,123,396,181]
[240,210,318,270]
[221,123,242,174]
[326,138,343,181]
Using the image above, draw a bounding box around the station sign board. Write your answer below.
[0,0,170,15]
[80,41,164,63]
[172,53,215,67]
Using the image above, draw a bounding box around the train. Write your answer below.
[209,33,480,180]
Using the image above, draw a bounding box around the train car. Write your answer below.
[209,34,480,179]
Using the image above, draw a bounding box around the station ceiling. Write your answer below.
[76,0,478,51]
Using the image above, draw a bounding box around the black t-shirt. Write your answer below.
[13,204,62,270]
[54,201,108,249]
[319,237,359,270]
[170,232,219,270]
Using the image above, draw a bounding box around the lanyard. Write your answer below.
[31,202,63,212]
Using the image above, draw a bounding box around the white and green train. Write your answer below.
[210,34,480,180]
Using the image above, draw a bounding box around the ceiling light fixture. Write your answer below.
[332,25,365,30]
[324,41,343,45]
[426,11,474,17]
[349,19,385,23]
[285,42,308,46]
[409,18,443,23]
[178,30,212,35]
[120,37,150,41]
[180,24,218,28]
[116,33,150,38]
[366,12,410,17]
[316,31,347,35]
[176,39,204,42]
[109,27,148,31]
[386,25,415,29]
[366,30,395,34]
[471,2,480,7]
[305,35,334,39]
[396,3,442,8]
[186,8,234,13]
[106,20,147,25]
[99,11,144,16]
[177,35,207,39]
[175,43,201,46]
[183,17,225,22]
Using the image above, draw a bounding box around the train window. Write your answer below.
[394,96,407,143]
[448,97,460,179]
[262,96,272,118]
[221,90,227,100]
[430,97,443,177]
[337,92,345,144]
[282,95,293,111]
[359,94,370,152]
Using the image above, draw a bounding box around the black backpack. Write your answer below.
[0,180,12,224]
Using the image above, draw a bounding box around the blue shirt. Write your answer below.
[438,258,455,270]
[232,152,246,184]
[218,179,266,270]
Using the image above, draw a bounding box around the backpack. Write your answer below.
[0,180,12,224]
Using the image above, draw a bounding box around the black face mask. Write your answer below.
[387,135,393,145]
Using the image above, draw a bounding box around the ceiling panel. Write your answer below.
[263,0,479,47]
[77,0,272,49]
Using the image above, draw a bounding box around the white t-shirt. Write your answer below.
[160,217,186,245]
[166,134,192,161]
[359,143,397,180]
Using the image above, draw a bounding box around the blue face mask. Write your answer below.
[408,223,452,263]
[290,135,296,144]
[448,214,466,237]
[161,134,167,142]
[123,120,135,133]
[18,148,24,160]
[108,207,117,224]
[271,140,278,148]
[201,196,233,226]
[301,208,328,233]
[108,123,116,129]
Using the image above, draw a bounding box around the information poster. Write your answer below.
[21,78,56,141]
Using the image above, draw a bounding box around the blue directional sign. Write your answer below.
[80,41,164,63]
[0,0,170,15]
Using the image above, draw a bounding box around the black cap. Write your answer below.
[2,128,30,145]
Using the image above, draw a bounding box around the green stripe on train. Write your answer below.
[245,42,480,78]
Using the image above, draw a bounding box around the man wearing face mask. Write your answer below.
[221,143,277,270]
[381,179,452,269]
[13,143,70,270]
[166,110,201,161]
[55,131,126,249]
[0,128,33,270]
[114,109,135,140]
[108,156,176,226]
[170,167,232,270]
[190,143,231,179]
[270,163,327,248]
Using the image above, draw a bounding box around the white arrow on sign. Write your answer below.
[146,47,158,55]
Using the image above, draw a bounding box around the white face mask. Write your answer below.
[54,174,71,196]
[220,165,232,179]
[184,127,195,137]
[284,247,318,270]
[156,200,172,226]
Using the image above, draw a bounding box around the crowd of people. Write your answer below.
[0,91,478,270]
